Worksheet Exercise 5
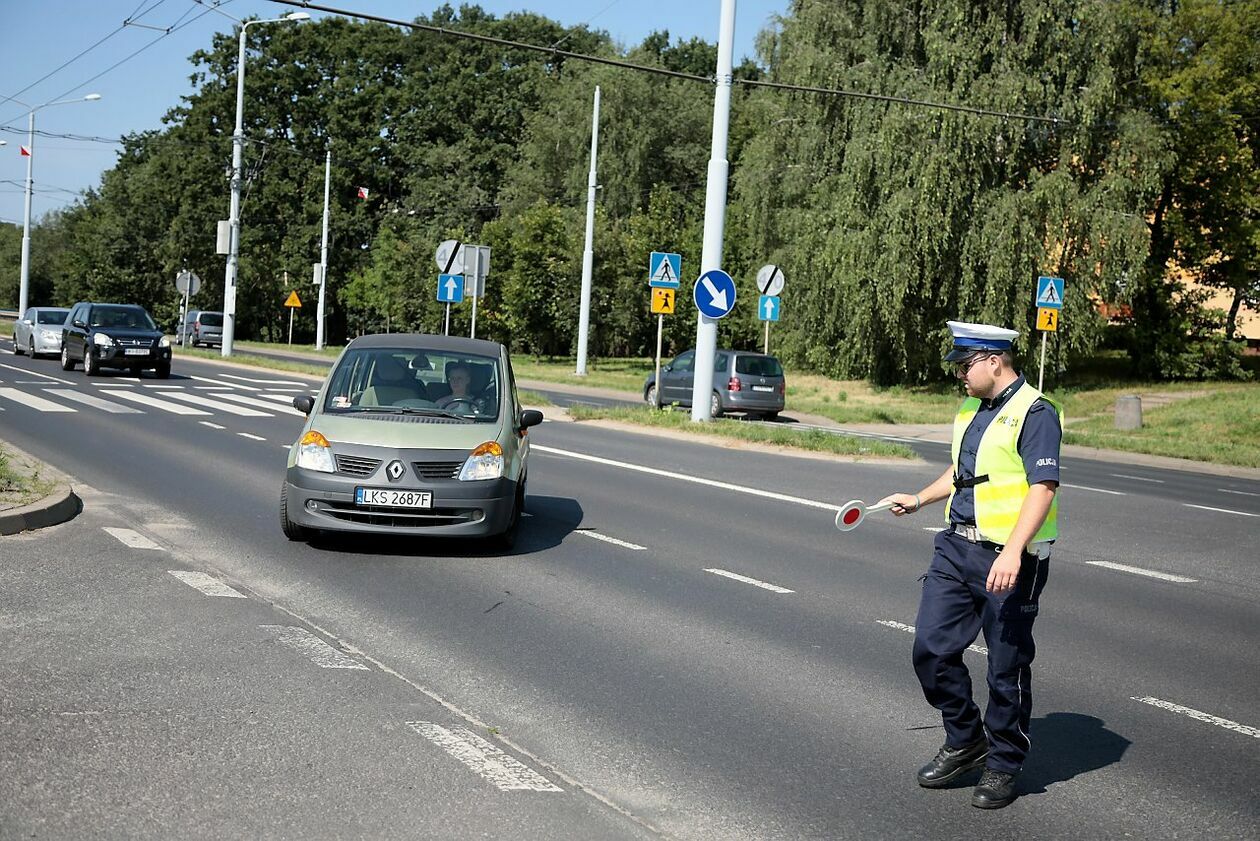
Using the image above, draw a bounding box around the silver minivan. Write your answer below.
[177,310,224,347]
[644,349,786,419]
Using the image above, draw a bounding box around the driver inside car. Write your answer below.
[436,362,474,409]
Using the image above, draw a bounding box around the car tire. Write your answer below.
[60,345,74,371]
[762,411,779,421]
[13,336,24,355]
[709,391,723,419]
[645,384,659,408]
[83,349,98,376]
[280,482,311,541]
[492,480,525,551]
[155,361,171,379]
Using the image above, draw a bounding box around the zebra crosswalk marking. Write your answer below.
[101,389,211,415]
[0,387,77,412]
[208,391,306,417]
[44,389,143,413]
[160,390,271,417]
[190,375,261,392]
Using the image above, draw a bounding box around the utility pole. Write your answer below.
[575,85,601,376]
[689,0,736,422]
[316,146,331,350]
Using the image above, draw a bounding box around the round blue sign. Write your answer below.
[693,269,737,319]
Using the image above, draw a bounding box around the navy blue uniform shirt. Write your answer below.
[950,374,1061,526]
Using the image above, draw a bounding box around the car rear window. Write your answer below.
[323,347,501,422]
[198,312,223,326]
[736,355,783,377]
[37,310,69,325]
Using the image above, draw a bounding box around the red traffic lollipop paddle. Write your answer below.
[834,499,896,532]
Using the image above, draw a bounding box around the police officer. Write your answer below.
[879,321,1061,810]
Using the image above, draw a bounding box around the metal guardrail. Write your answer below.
[0,309,17,320]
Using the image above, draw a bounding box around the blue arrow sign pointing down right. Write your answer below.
[693,269,737,319]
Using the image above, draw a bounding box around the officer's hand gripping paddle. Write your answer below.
[834,499,897,532]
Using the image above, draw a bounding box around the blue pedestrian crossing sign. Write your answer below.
[693,269,737,319]
[648,252,682,289]
[758,295,781,322]
[1036,276,1064,310]
[437,274,465,304]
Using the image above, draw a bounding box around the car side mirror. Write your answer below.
[72,319,86,328]
[518,409,544,433]
[292,395,315,415]
[663,364,672,372]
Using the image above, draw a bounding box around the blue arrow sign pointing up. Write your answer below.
[758,295,780,322]
[437,274,465,303]
[693,269,737,319]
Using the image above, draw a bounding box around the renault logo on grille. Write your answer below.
[386,460,406,482]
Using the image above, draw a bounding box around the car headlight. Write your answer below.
[295,430,336,473]
[459,441,504,481]
[159,336,170,348]
[92,332,114,347]
[40,330,59,341]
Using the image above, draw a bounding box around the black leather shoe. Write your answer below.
[916,738,988,788]
[972,769,1017,809]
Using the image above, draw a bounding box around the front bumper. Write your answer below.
[91,345,172,369]
[285,465,518,537]
[32,334,63,355]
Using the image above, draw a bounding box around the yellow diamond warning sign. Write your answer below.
[651,288,675,315]
[284,290,302,308]
[1036,307,1058,332]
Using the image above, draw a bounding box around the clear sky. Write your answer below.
[0,0,788,226]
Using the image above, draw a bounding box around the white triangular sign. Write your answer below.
[1039,279,1061,305]
[650,257,676,285]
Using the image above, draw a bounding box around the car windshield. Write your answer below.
[736,355,783,377]
[89,305,156,330]
[199,312,223,326]
[323,348,501,422]
[37,310,69,325]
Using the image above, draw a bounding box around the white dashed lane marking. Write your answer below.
[573,529,645,550]
[877,620,989,655]
[261,625,369,670]
[199,421,226,430]
[406,721,563,792]
[1183,503,1257,518]
[705,568,794,594]
[167,570,247,598]
[1086,560,1196,583]
[103,527,163,550]
[1109,473,1165,484]
[1061,483,1126,496]
[1218,488,1260,498]
[1132,696,1259,739]
[237,432,267,442]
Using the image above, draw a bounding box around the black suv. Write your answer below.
[61,302,172,378]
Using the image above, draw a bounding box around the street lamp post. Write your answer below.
[10,94,101,317]
[220,12,309,357]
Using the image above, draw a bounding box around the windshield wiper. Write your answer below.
[342,405,473,421]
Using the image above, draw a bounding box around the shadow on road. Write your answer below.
[1019,712,1132,795]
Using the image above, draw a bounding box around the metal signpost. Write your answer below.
[284,290,302,345]
[755,264,785,354]
[462,244,490,339]
[649,251,682,407]
[1035,275,1064,391]
[175,270,201,347]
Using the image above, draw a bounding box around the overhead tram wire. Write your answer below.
[265,0,1064,126]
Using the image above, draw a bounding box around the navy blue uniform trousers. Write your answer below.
[912,530,1050,773]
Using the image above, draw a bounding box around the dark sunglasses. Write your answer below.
[954,352,997,378]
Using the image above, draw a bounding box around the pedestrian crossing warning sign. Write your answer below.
[284,291,302,308]
[651,288,676,315]
[1035,276,1064,309]
[648,252,682,289]
[1037,307,1059,332]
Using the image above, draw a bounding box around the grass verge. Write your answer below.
[0,444,55,508]
[567,405,916,460]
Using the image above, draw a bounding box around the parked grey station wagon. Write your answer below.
[644,348,786,419]
[281,334,542,548]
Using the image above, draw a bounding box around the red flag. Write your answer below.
[356,186,369,200]
[20,146,31,157]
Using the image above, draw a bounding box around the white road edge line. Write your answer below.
[533,445,844,512]
[406,721,563,792]
[1061,483,1126,496]
[260,625,369,670]
[1183,503,1257,518]
[1086,560,1196,583]
[102,527,163,551]
[573,529,645,550]
[167,570,247,598]
[1131,696,1259,739]
[237,432,267,442]
[705,568,794,594]
[876,619,988,655]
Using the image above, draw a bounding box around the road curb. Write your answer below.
[0,484,82,536]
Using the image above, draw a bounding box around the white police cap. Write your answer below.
[944,320,1020,362]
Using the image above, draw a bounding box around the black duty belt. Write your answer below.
[952,474,989,490]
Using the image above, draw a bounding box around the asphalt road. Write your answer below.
[0,342,1257,840]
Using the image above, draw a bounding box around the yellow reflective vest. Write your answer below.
[947,381,1061,545]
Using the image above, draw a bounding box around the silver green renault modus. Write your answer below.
[281,334,543,548]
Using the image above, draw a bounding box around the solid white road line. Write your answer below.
[1131,696,1259,739]
[102,389,210,415]
[237,432,266,442]
[923,526,947,532]
[1061,483,1126,495]
[1086,560,1196,583]
[405,721,563,792]
[210,390,306,416]
[1109,473,1165,484]
[43,388,143,413]
[573,529,646,550]
[221,373,310,386]
[190,375,261,391]
[0,362,74,384]
[260,625,369,670]
[533,445,844,513]
[198,421,226,430]
[705,568,794,594]
[1183,503,1257,518]
[876,619,989,655]
[0,387,76,412]
[167,570,247,598]
[103,527,162,550]
[161,390,271,417]
[1218,488,1260,498]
